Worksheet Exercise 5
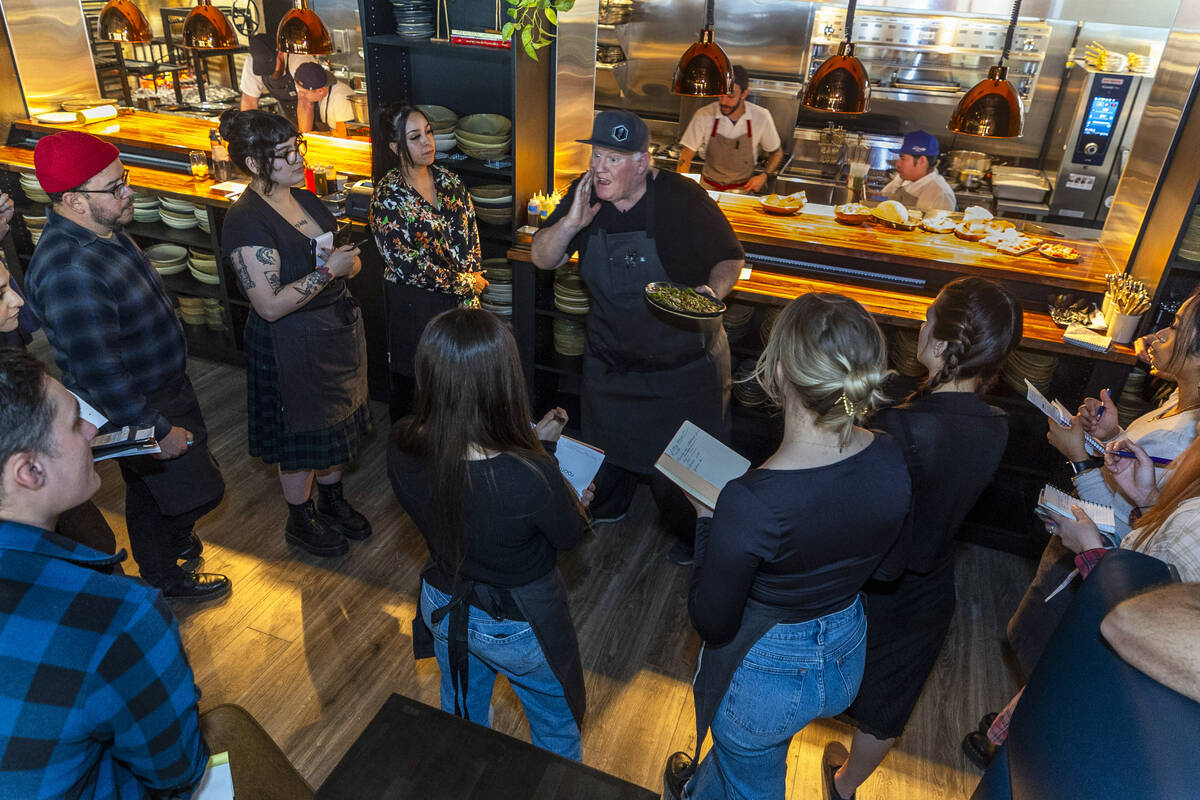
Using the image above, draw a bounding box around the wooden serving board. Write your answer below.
[716,194,1114,293]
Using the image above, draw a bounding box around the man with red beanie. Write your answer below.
[23,130,231,601]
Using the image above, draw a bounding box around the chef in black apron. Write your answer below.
[676,65,784,194]
[533,110,744,565]
[239,33,307,127]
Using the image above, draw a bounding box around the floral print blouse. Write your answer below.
[369,165,482,305]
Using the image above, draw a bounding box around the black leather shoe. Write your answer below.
[662,751,694,800]
[316,482,372,540]
[160,572,231,602]
[962,730,998,769]
[179,533,203,562]
[286,500,349,557]
[822,741,855,800]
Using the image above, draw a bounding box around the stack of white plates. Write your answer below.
[18,172,49,204]
[554,266,589,315]
[194,207,210,233]
[133,192,160,223]
[553,317,586,357]
[418,105,459,154]
[160,196,200,228]
[188,247,219,284]
[470,184,513,227]
[456,114,511,161]
[24,212,47,246]
[480,257,512,315]
[392,0,435,38]
[145,243,188,275]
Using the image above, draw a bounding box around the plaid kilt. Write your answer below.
[244,313,372,470]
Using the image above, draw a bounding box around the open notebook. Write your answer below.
[654,421,750,509]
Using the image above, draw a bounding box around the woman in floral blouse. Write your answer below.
[370,102,485,420]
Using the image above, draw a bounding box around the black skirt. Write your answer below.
[385,279,460,377]
[843,557,957,740]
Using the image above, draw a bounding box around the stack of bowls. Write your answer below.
[418,105,459,155]
[145,243,188,275]
[470,184,513,228]
[188,247,219,284]
[133,192,160,223]
[1179,207,1200,261]
[18,172,49,205]
[177,295,206,326]
[455,114,512,161]
[480,257,512,315]
[723,303,755,343]
[160,196,200,229]
[553,317,586,357]
[202,297,225,331]
[24,212,47,246]
[732,359,767,407]
[1000,347,1058,394]
[553,266,590,315]
[194,207,211,233]
[391,0,435,38]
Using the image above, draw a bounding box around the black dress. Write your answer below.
[221,189,371,470]
[844,392,1009,739]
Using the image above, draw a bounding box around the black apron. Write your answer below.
[262,65,299,126]
[270,242,369,434]
[579,177,731,473]
[313,93,333,133]
[116,374,224,517]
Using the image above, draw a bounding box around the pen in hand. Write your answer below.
[1110,449,1172,466]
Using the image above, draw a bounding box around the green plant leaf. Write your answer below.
[501,21,515,38]
[524,40,539,60]
[555,0,575,11]
[544,7,557,24]
[506,7,517,18]
[521,25,532,46]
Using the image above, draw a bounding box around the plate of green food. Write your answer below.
[644,282,726,319]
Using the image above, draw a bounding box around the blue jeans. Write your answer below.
[685,597,868,800]
[419,580,582,761]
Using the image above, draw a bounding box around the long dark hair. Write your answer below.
[393,309,551,573]
[218,109,296,193]
[373,101,428,178]
[923,277,1023,392]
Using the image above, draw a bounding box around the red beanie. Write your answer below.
[33,131,121,193]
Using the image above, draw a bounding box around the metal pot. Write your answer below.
[349,93,369,124]
[943,150,994,183]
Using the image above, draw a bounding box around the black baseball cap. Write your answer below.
[294,62,330,90]
[576,110,650,154]
[249,34,278,77]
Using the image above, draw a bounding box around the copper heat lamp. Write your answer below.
[97,0,152,43]
[672,0,731,96]
[278,0,332,55]
[803,0,870,113]
[948,0,1025,137]
[182,0,239,49]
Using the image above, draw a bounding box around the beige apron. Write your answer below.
[700,116,757,191]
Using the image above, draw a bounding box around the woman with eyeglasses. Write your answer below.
[218,109,372,559]
[369,102,485,422]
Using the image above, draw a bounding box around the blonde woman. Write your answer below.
[663,293,912,800]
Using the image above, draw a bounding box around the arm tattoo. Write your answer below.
[292,269,331,302]
[265,270,282,293]
[295,218,311,228]
[232,251,256,289]
[255,247,278,267]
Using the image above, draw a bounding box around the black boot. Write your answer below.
[286,499,349,557]
[316,481,372,540]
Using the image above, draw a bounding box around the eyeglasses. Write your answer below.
[273,136,308,163]
[71,169,130,198]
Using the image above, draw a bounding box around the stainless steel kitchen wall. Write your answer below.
[0,3,27,141]
[554,0,601,189]
[0,0,101,115]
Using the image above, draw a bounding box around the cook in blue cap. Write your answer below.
[530,109,744,557]
[881,130,957,213]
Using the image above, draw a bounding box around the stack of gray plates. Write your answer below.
[160,196,200,229]
[470,184,513,227]
[18,172,49,205]
[1000,347,1058,394]
[392,0,435,38]
[480,258,512,316]
[194,207,210,233]
[188,248,219,284]
[554,266,590,315]
[723,303,755,342]
[553,317,586,356]
[732,359,767,407]
[418,105,458,155]
[133,192,160,223]
[24,212,46,246]
[456,114,511,161]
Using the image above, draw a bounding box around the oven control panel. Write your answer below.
[1071,74,1134,166]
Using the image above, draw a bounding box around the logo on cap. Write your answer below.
[612,125,629,143]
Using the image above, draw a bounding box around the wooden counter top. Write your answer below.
[715,194,1115,293]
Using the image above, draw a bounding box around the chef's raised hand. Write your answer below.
[564,170,601,231]
[1079,388,1119,439]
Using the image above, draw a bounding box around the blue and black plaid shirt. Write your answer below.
[0,520,207,798]
[25,210,186,439]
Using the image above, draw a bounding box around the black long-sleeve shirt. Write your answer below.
[689,434,912,646]
[387,444,587,588]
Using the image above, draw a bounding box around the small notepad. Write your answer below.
[1064,323,1112,353]
[655,421,750,509]
[1038,484,1116,534]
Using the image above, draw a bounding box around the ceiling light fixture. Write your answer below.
[182,0,239,49]
[672,0,732,96]
[97,0,152,43]
[802,0,870,114]
[948,0,1025,138]
[277,0,332,55]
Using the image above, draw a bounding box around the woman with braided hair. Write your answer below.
[823,276,1023,800]
[663,293,911,800]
